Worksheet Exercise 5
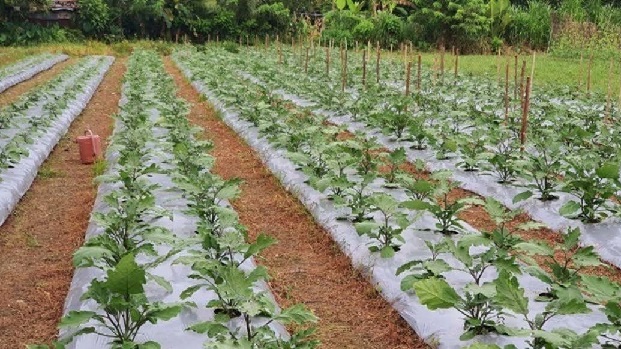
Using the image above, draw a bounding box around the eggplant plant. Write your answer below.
[559,154,620,223]
[516,227,602,301]
[404,234,510,340]
[380,147,406,188]
[403,173,473,234]
[515,135,563,202]
[30,254,182,349]
[494,271,598,349]
[355,193,410,258]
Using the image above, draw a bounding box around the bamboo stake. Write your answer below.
[606,58,614,120]
[405,60,412,97]
[376,41,381,84]
[417,54,422,91]
[454,49,459,78]
[587,53,594,96]
[362,50,367,89]
[578,51,584,90]
[520,76,532,149]
[519,60,527,108]
[305,47,309,74]
[326,46,330,77]
[514,55,518,101]
[342,47,348,93]
[504,62,510,124]
[440,46,445,84]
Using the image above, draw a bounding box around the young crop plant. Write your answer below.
[429,122,458,161]
[482,126,524,184]
[373,94,415,140]
[407,113,433,150]
[187,264,319,348]
[457,129,488,172]
[380,147,407,188]
[493,271,598,349]
[559,153,620,223]
[332,174,376,222]
[29,254,183,349]
[401,234,515,340]
[403,172,474,235]
[355,193,410,258]
[514,134,563,202]
[347,133,383,176]
[516,227,602,301]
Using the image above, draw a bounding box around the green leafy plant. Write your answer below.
[355,193,410,258]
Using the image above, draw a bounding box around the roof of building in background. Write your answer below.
[50,0,77,11]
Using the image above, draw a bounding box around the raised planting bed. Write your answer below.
[48,50,317,349]
[0,56,113,226]
[174,47,621,349]
[0,54,69,93]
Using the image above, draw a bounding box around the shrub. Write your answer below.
[352,19,375,43]
[372,11,404,47]
[254,2,291,36]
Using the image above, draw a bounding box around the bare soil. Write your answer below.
[0,58,126,349]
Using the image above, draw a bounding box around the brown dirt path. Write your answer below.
[163,57,428,349]
[0,58,75,107]
[0,58,126,349]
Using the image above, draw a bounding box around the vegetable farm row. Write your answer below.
[31,50,318,349]
[0,53,68,93]
[0,55,113,225]
[172,46,621,348]
[228,44,621,270]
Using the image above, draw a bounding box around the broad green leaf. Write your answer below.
[380,245,395,258]
[401,199,430,210]
[148,304,183,321]
[559,200,581,216]
[580,275,621,303]
[494,271,528,315]
[58,311,96,328]
[596,162,620,179]
[513,190,533,204]
[355,221,379,235]
[244,233,277,260]
[515,242,553,256]
[413,278,460,310]
[105,254,146,296]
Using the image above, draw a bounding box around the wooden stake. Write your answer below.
[504,62,510,124]
[454,49,459,78]
[405,60,412,97]
[417,54,422,91]
[326,46,330,77]
[519,60,527,107]
[587,53,594,96]
[304,47,310,74]
[362,50,367,89]
[440,46,445,83]
[514,55,518,101]
[342,48,348,93]
[578,52,584,90]
[520,76,532,149]
[376,42,381,84]
[606,58,614,120]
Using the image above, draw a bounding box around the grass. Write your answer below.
[404,51,620,96]
[37,165,64,179]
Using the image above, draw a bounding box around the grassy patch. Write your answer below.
[415,52,620,95]
[92,158,107,178]
[37,165,64,179]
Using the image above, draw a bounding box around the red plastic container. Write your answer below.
[76,129,101,164]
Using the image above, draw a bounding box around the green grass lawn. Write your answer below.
[417,52,620,96]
